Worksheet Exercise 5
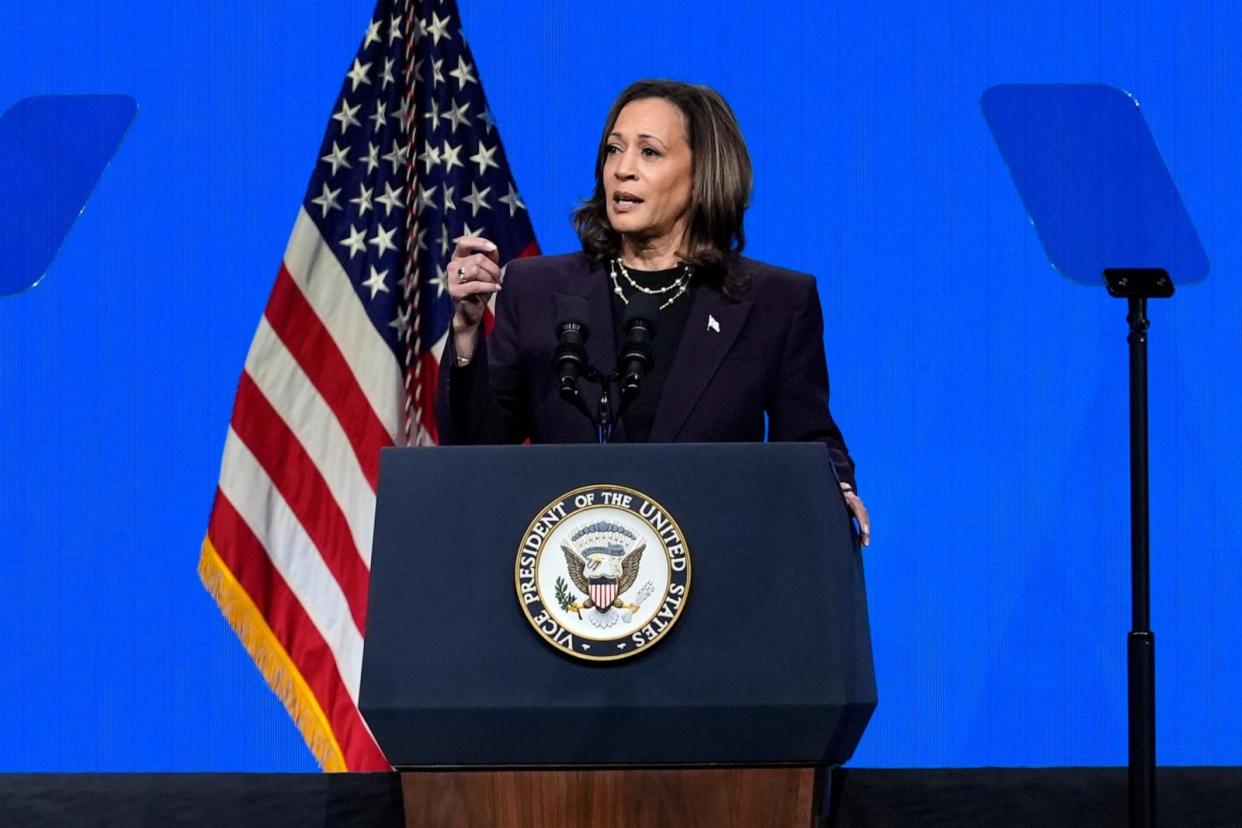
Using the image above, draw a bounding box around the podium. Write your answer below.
[361,443,876,827]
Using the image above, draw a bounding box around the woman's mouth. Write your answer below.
[611,191,644,213]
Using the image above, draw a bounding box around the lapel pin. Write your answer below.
[707,314,720,333]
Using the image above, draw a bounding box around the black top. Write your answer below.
[608,264,694,443]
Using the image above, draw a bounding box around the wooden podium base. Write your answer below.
[401,767,824,828]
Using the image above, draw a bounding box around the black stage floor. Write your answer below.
[0,767,1238,826]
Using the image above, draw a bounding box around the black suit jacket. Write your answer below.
[436,252,857,490]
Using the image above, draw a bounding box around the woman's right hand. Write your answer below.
[446,236,502,362]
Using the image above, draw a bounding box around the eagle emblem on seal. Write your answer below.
[559,521,647,628]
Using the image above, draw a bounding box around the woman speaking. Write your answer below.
[438,79,870,544]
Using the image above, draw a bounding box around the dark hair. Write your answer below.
[572,79,753,297]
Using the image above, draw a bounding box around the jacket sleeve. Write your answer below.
[765,276,858,491]
[435,263,532,444]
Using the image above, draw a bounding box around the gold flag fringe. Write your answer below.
[198,537,348,772]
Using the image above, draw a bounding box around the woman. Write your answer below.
[438,79,870,544]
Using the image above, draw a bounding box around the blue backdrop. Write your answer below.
[1,0,1238,771]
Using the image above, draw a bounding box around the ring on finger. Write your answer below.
[457,266,468,284]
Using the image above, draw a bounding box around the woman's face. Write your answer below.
[603,97,694,250]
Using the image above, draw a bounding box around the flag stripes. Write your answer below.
[202,507,384,769]
[215,428,366,698]
[264,264,393,491]
[229,375,372,633]
[282,211,404,439]
[243,318,377,562]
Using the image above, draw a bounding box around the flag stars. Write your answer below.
[346,58,372,92]
[363,19,383,49]
[340,224,368,258]
[417,184,438,212]
[369,224,398,256]
[376,181,405,215]
[477,107,496,133]
[449,55,477,89]
[311,183,342,217]
[297,10,533,347]
[447,221,478,256]
[350,183,374,216]
[321,141,352,175]
[469,142,499,175]
[389,302,412,336]
[428,266,448,298]
[420,141,442,171]
[443,101,470,131]
[423,99,441,132]
[426,12,451,45]
[332,99,362,134]
[499,183,526,216]
[369,100,387,130]
[463,182,491,216]
[360,142,380,174]
[383,141,409,173]
[441,141,463,173]
[361,265,390,299]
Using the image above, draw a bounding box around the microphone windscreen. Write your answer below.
[621,293,660,336]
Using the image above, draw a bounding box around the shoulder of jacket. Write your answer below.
[504,251,592,278]
[731,256,817,297]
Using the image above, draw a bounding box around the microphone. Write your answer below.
[618,294,659,402]
[554,295,591,403]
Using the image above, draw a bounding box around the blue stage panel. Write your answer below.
[1,0,1239,770]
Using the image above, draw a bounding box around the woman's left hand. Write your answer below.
[842,488,871,548]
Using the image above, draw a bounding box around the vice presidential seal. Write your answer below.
[515,484,691,661]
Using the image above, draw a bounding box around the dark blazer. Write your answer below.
[436,252,857,490]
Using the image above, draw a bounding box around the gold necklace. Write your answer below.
[609,259,693,310]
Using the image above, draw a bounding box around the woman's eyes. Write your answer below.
[605,145,662,158]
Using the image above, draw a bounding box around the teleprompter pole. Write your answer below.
[1104,268,1172,828]
[1126,295,1155,828]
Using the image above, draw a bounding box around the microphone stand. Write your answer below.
[563,367,648,445]
[594,373,614,444]
[559,365,619,445]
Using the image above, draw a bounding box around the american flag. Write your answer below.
[198,0,538,771]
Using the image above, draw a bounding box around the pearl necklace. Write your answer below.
[609,258,693,310]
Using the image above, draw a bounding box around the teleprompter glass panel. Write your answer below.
[0,95,137,297]
[981,83,1208,285]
